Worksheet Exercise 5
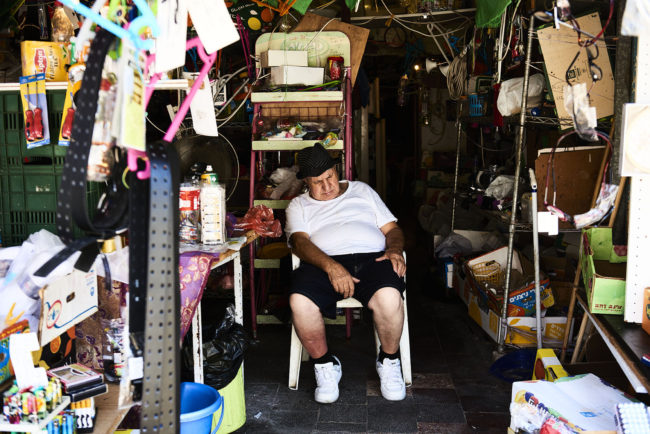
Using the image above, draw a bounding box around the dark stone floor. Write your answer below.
[234,249,513,433]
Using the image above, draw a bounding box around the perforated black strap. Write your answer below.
[56,27,128,243]
[137,141,180,432]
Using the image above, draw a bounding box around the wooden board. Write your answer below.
[293,12,370,87]
[94,384,131,432]
[537,12,615,128]
[535,147,606,229]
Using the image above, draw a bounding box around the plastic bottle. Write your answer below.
[200,168,226,245]
[200,164,219,186]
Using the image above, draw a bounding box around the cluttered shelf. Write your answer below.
[575,293,650,394]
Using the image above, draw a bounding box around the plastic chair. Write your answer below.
[288,253,412,390]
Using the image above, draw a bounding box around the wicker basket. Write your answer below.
[471,260,504,288]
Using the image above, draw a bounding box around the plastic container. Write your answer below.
[0,90,68,170]
[214,366,246,433]
[0,168,103,246]
[180,382,224,434]
[489,348,536,383]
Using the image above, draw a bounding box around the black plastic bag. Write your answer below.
[202,304,250,389]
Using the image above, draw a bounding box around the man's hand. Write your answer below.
[325,260,359,299]
[376,249,406,277]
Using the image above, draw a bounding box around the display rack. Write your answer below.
[0,396,71,432]
[247,32,353,338]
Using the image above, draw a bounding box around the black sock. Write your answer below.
[312,351,338,365]
[378,347,400,363]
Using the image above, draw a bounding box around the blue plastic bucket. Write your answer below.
[180,382,225,434]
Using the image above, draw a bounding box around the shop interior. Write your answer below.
[0,0,649,432]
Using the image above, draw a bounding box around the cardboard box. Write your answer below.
[467,293,572,347]
[580,228,626,315]
[38,268,98,346]
[260,50,309,68]
[293,12,369,87]
[467,247,554,317]
[270,66,324,86]
[510,374,636,433]
[537,12,614,127]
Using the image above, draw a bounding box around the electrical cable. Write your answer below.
[447,47,468,100]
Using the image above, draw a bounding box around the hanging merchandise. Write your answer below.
[153,0,189,74]
[20,41,71,81]
[182,71,219,136]
[51,2,75,42]
[59,64,85,145]
[19,73,49,149]
[187,0,240,54]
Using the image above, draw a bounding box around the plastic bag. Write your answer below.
[496,74,545,116]
[435,233,473,258]
[203,304,250,389]
[235,205,282,237]
[485,175,515,200]
[622,0,650,37]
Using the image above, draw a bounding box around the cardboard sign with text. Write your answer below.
[537,12,614,128]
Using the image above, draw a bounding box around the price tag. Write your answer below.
[538,211,559,236]
[154,0,188,73]
[183,71,218,136]
[187,0,239,54]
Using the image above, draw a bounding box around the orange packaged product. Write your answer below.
[21,41,71,81]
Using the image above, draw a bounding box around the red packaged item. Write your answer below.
[236,205,282,237]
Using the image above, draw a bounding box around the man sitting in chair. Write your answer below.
[285,143,407,404]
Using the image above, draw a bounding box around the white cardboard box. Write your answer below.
[270,66,324,86]
[511,374,636,433]
[260,50,309,68]
[38,268,98,346]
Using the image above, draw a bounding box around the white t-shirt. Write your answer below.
[285,180,397,256]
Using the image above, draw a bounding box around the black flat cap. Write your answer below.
[296,143,337,179]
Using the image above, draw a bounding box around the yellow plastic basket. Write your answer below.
[471,260,503,287]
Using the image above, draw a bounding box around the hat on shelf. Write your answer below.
[296,143,337,179]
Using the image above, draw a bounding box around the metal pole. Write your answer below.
[451,102,463,231]
[497,14,535,353]
[529,168,542,349]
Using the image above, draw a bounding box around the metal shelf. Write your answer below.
[253,199,290,209]
[251,91,343,103]
[0,79,189,92]
[252,139,344,151]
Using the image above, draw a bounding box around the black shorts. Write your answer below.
[289,251,406,319]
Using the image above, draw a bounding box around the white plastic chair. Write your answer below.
[288,253,412,390]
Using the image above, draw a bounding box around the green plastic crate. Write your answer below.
[0,167,103,246]
[0,90,68,170]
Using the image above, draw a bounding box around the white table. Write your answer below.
[190,231,258,383]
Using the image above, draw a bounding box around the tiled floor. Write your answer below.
[235,237,513,433]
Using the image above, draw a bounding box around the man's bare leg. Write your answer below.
[290,293,328,358]
[368,287,404,352]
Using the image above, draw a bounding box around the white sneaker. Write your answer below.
[314,356,342,404]
[376,358,406,401]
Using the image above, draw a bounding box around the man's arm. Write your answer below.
[291,232,359,298]
[375,221,406,277]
